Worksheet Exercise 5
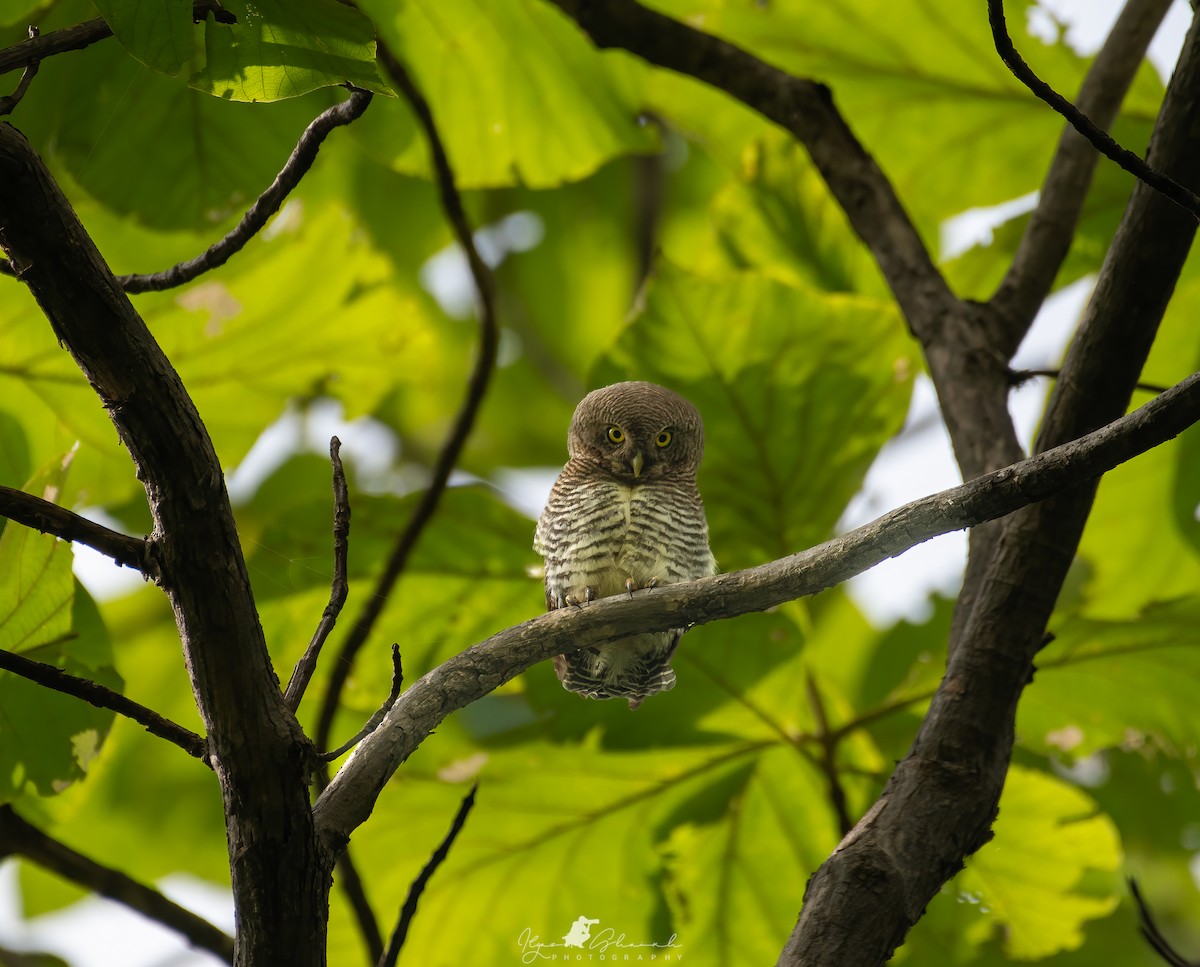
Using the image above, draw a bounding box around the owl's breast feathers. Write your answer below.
[535,467,716,707]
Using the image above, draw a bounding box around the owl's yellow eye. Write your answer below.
[656,430,673,448]
[606,426,625,444]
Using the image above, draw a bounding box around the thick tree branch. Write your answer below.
[285,436,351,711]
[313,40,499,755]
[0,806,234,964]
[0,484,149,571]
[781,15,1200,963]
[312,368,1200,848]
[990,0,1173,351]
[0,646,208,762]
[0,123,329,965]
[118,89,372,294]
[989,0,1200,222]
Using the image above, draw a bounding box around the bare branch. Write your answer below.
[285,436,351,711]
[990,0,1172,351]
[0,484,149,572]
[1129,877,1195,967]
[0,27,40,118]
[0,104,324,967]
[988,0,1200,222]
[313,41,499,756]
[337,849,385,966]
[379,784,478,967]
[313,368,1200,848]
[0,646,209,762]
[118,89,373,294]
[0,805,234,964]
[805,673,852,837]
[321,644,402,762]
[1009,367,1170,395]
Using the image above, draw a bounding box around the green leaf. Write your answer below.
[15,35,337,229]
[955,766,1121,960]
[598,262,916,567]
[1020,597,1200,759]
[94,0,193,75]
[355,0,657,187]
[661,746,842,964]
[191,0,390,102]
[0,409,31,490]
[0,456,122,803]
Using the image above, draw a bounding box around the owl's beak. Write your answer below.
[630,452,645,478]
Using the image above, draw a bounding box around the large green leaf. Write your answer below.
[94,0,193,75]
[956,766,1121,960]
[1020,598,1200,760]
[597,262,915,567]
[355,0,657,187]
[0,455,122,803]
[14,34,338,229]
[191,0,389,102]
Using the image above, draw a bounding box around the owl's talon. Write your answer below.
[565,586,596,609]
[625,578,636,598]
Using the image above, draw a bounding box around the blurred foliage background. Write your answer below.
[1,0,1199,964]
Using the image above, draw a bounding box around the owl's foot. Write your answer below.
[565,586,596,608]
[625,576,660,598]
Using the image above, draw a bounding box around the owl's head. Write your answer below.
[567,381,705,482]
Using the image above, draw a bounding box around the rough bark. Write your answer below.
[780,10,1200,964]
[0,122,333,967]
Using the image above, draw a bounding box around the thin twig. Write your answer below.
[0,646,209,763]
[0,484,150,572]
[118,89,372,293]
[989,0,1172,350]
[1009,368,1170,395]
[1129,877,1195,967]
[988,0,1200,221]
[338,849,385,965]
[321,644,403,762]
[0,806,234,964]
[285,437,351,711]
[0,27,39,117]
[313,40,499,756]
[805,672,853,836]
[379,783,479,967]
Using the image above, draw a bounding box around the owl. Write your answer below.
[534,381,717,709]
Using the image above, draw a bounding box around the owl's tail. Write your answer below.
[553,633,681,710]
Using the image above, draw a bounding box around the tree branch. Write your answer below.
[285,437,351,711]
[0,484,149,572]
[378,783,478,967]
[0,805,234,964]
[321,644,402,762]
[312,368,1200,848]
[0,27,39,118]
[990,0,1173,351]
[0,120,328,964]
[0,646,208,762]
[1129,877,1195,967]
[118,89,372,294]
[988,0,1200,222]
[313,39,499,756]
[781,14,1200,963]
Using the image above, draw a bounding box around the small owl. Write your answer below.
[534,381,717,709]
